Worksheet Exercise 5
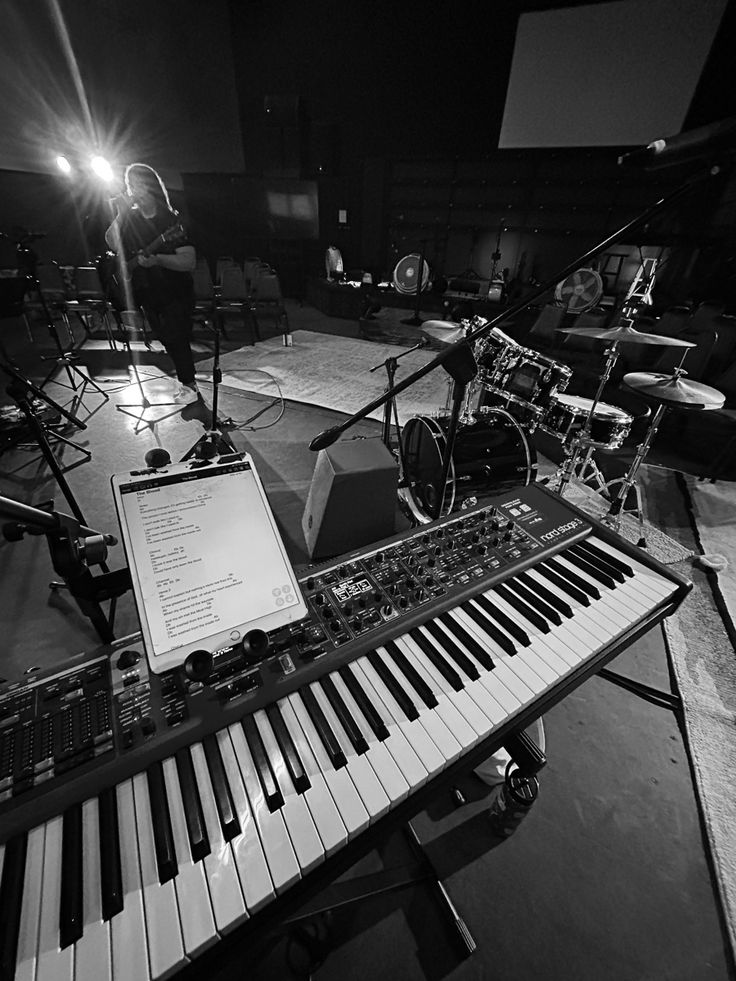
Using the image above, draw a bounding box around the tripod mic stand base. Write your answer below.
[115,399,182,435]
[182,429,238,461]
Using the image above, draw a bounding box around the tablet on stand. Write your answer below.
[111,453,307,675]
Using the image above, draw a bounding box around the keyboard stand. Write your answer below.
[282,819,476,968]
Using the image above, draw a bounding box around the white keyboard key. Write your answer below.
[328,671,411,803]
[309,681,391,820]
[589,537,674,602]
[425,617,517,720]
[15,823,45,981]
[449,606,543,704]
[375,646,463,763]
[486,588,577,676]
[351,659,436,784]
[75,799,113,981]
[161,757,218,958]
[190,743,247,935]
[36,814,74,981]
[287,692,370,839]
[253,710,324,875]
[227,723,301,894]
[132,772,187,979]
[480,593,562,685]
[215,729,276,911]
[402,629,496,738]
[111,779,151,981]
[278,697,349,856]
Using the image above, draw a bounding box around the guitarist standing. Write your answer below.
[105,162,199,404]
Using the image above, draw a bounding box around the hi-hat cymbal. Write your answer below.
[560,323,695,347]
[421,320,468,348]
[623,371,725,409]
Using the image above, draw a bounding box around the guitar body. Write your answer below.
[105,221,186,310]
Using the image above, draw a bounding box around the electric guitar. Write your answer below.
[106,222,187,309]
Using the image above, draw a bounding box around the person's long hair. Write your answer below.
[124,163,178,215]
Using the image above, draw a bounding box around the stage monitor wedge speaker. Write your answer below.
[302,439,399,560]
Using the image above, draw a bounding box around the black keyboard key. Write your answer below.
[409,628,464,691]
[537,562,591,606]
[518,571,573,619]
[437,613,495,671]
[495,583,551,633]
[383,640,438,709]
[267,702,311,792]
[60,803,84,947]
[300,688,347,768]
[242,715,284,812]
[366,650,419,721]
[504,579,562,626]
[563,549,616,590]
[202,735,241,841]
[572,541,627,583]
[98,785,124,920]
[424,619,480,679]
[175,748,211,861]
[580,539,634,578]
[474,593,532,647]
[320,676,369,754]
[338,665,389,740]
[546,557,600,600]
[461,599,519,656]
[0,832,28,979]
[146,761,178,883]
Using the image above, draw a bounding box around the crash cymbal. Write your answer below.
[623,371,725,409]
[421,320,468,348]
[560,323,695,347]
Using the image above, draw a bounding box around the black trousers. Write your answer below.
[143,295,196,386]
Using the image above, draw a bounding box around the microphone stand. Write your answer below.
[401,241,428,327]
[310,161,727,519]
[369,339,427,478]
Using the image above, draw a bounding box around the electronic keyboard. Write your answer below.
[0,483,691,981]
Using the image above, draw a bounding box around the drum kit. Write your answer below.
[399,312,726,544]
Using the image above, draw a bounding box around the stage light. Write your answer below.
[55,155,72,174]
[90,155,114,182]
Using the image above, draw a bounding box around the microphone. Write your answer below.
[309,425,343,451]
[617,117,736,169]
[144,447,171,468]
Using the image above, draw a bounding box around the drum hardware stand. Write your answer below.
[115,310,182,434]
[552,327,627,496]
[0,493,130,644]
[599,396,671,547]
[432,344,479,519]
[308,151,726,458]
[1,361,91,470]
[401,240,428,328]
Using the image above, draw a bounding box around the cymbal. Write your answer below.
[560,323,695,347]
[623,371,725,409]
[421,320,468,348]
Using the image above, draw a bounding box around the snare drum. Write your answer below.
[400,407,537,522]
[541,394,633,449]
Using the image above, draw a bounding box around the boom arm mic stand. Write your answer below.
[310,160,729,519]
[0,494,131,643]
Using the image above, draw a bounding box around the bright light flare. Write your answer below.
[90,155,114,182]
[55,154,72,174]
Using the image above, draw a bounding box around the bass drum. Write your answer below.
[400,407,537,523]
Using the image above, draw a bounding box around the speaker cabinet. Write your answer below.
[302,440,398,560]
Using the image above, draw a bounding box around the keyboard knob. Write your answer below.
[140,716,156,737]
[241,629,270,662]
[116,649,141,670]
